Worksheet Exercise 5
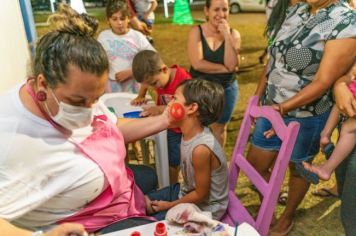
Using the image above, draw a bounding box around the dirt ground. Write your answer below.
[35,6,344,235]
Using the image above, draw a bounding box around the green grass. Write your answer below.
[34,7,343,235]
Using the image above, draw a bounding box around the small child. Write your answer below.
[144,79,228,220]
[304,65,356,181]
[133,0,157,30]
[97,0,155,93]
[98,0,155,161]
[132,50,192,183]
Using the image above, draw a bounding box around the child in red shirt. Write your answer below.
[132,50,192,183]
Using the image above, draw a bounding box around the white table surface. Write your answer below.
[99,92,170,188]
[101,220,260,236]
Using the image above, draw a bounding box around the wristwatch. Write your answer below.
[32,230,43,236]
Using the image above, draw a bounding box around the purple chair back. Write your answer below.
[221,96,300,236]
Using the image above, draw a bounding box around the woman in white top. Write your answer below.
[0,4,171,234]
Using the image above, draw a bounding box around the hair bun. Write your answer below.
[47,3,98,37]
[80,13,99,36]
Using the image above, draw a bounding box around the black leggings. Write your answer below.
[336,147,356,236]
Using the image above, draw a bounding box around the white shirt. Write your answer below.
[97,29,155,81]
[134,0,155,20]
[0,84,117,230]
[70,0,87,14]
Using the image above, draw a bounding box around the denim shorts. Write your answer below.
[137,15,154,27]
[167,129,182,167]
[217,80,238,124]
[251,111,330,163]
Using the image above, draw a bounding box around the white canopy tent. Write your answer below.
[49,0,87,14]
[0,1,31,94]
[70,0,87,13]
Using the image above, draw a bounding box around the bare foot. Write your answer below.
[302,162,331,181]
[269,216,294,236]
[145,196,155,215]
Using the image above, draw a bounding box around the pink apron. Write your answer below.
[58,115,148,232]
[26,83,149,232]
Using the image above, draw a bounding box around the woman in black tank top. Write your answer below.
[187,0,241,147]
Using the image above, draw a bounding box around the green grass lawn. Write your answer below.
[34,7,343,235]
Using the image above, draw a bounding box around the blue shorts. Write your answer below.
[251,111,330,163]
[137,15,154,27]
[217,80,238,124]
[167,129,182,167]
[147,183,180,220]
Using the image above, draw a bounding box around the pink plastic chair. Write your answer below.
[221,96,300,236]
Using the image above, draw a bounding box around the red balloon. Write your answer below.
[170,103,185,120]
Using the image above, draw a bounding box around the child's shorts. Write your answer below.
[147,183,180,202]
[251,111,330,163]
[137,15,154,28]
[217,80,238,124]
[167,130,182,167]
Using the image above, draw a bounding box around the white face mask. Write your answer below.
[45,89,93,130]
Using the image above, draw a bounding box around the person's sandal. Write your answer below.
[294,143,335,184]
[278,191,288,206]
[323,143,335,159]
[312,187,338,198]
[295,162,320,184]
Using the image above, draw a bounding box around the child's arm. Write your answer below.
[0,219,87,236]
[254,63,268,99]
[144,0,158,20]
[151,145,211,212]
[320,105,340,149]
[222,27,241,72]
[130,16,151,35]
[115,69,133,82]
[131,85,149,105]
[141,105,166,117]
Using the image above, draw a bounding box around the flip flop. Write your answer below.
[312,187,338,198]
[295,162,320,184]
[278,191,288,206]
[323,143,335,159]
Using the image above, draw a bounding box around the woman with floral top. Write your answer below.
[248,0,356,235]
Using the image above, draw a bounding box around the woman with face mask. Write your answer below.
[187,0,241,148]
[0,4,170,235]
